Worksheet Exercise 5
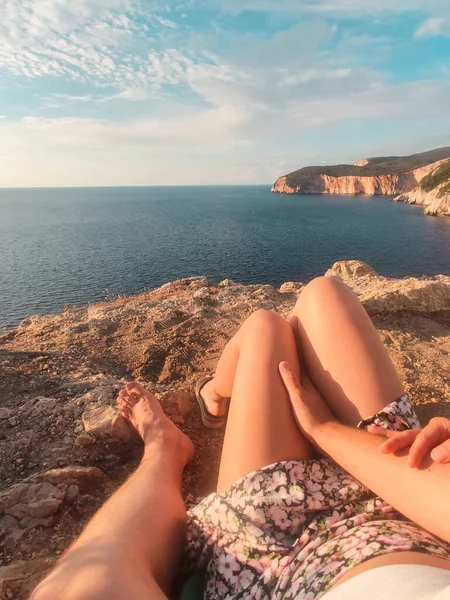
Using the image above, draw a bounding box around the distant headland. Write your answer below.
[272,147,450,217]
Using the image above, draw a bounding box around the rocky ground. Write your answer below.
[1,260,450,599]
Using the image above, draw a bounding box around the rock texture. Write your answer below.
[272,147,450,197]
[273,159,447,196]
[326,261,450,312]
[394,159,450,217]
[274,172,401,195]
[1,262,450,598]
[394,187,450,217]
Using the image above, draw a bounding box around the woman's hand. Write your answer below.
[279,361,337,447]
[367,417,450,468]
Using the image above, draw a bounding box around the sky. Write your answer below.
[0,0,450,187]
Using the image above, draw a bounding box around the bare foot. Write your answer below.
[200,379,228,417]
[117,382,194,465]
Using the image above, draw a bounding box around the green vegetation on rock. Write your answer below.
[420,159,450,197]
[439,182,450,198]
[283,147,450,189]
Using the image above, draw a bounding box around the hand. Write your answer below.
[367,417,450,468]
[279,361,337,446]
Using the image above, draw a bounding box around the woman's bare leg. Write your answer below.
[289,276,405,427]
[201,310,315,493]
[31,383,194,600]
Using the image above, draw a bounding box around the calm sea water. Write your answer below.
[0,186,449,330]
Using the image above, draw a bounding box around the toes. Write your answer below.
[119,382,146,409]
[120,409,131,422]
[118,397,134,411]
[126,382,145,394]
[117,391,132,417]
[118,392,131,403]
[118,382,158,430]
[118,402,132,421]
[118,388,131,402]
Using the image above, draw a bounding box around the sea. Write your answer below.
[1,185,449,330]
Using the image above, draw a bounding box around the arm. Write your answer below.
[368,418,450,467]
[316,421,450,543]
[279,361,450,545]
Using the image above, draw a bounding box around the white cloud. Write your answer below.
[0,104,252,185]
[3,75,448,159]
[415,17,449,38]
[204,0,450,15]
[49,93,97,102]
[14,105,246,149]
[1,0,450,186]
[103,87,157,100]
[309,0,448,13]
[44,88,161,106]
[0,0,185,92]
[0,0,135,44]
[158,18,178,28]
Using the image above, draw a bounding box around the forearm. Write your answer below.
[317,422,450,543]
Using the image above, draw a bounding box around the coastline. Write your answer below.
[271,150,450,218]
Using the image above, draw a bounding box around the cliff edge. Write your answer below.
[394,159,450,217]
[1,261,450,598]
[272,147,450,199]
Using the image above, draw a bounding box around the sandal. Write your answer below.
[195,376,229,430]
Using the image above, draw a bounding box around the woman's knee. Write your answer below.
[295,276,349,312]
[240,309,290,339]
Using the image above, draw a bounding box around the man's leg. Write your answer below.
[200,310,315,493]
[289,276,405,426]
[31,383,194,600]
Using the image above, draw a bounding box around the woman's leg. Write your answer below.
[289,276,405,427]
[201,310,315,493]
[31,384,194,600]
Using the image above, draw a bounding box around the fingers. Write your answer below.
[367,425,421,455]
[370,417,450,468]
[378,429,421,456]
[279,361,312,433]
[431,440,450,463]
[407,420,448,468]
[367,425,403,439]
[379,419,450,468]
[279,361,303,404]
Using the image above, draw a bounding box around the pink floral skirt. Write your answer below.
[186,395,450,599]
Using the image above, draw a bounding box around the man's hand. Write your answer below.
[279,361,337,447]
[367,417,450,468]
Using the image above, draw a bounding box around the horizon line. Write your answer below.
[0,183,274,190]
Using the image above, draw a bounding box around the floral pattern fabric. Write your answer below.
[186,395,450,599]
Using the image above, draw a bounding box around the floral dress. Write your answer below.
[185,395,450,599]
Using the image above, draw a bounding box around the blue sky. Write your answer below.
[0,0,449,186]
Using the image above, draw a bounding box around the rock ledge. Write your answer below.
[1,261,450,598]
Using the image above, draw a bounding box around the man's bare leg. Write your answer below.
[31,383,194,600]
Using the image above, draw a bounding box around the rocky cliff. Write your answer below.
[394,159,450,217]
[1,262,450,598]
[272,147,450,197]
